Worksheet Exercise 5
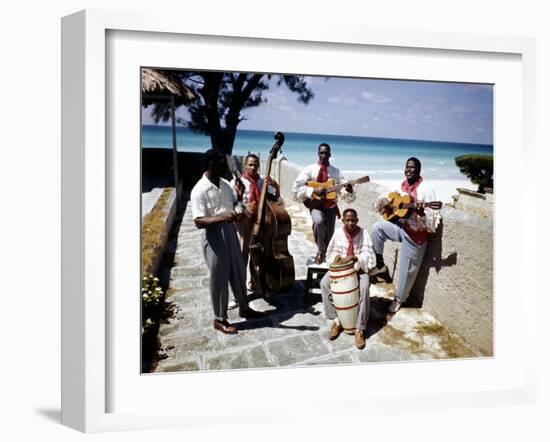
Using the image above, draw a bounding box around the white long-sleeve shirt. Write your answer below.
[291,163,356,205]
[326,227,376,273]
[374,179,441,234]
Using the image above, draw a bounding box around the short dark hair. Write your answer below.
[245,153,260,163]
[342,208,358,218]
[205,149,226,166]
[318,143,331,152]
[406,157,421,173]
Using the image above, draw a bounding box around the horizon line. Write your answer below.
[141,124,493,148]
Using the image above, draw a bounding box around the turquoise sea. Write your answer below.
[141,125,492,184]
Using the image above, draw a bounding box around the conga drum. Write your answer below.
[329,261,359,334]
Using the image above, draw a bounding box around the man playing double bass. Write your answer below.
[231,153,281,295]
[292,143,356,264]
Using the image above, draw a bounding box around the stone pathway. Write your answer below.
[153,199,481,373]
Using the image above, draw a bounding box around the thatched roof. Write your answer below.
[141,68,196,102]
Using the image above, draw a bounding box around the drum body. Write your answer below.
[329,261,359,334]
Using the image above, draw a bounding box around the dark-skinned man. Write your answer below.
[190,149,264,334]
[231,153,281,296]
[292,143,356,264]
[319,208,376,349]
[370,157,441,315]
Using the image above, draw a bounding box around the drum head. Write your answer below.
[329,260,355,271]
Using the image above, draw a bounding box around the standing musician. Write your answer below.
[320,208,376,349]
[190,149,264,335]
[291,143,356,264]
[232,153,281,294]
[370,157,441,315]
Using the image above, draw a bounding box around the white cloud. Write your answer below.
[361,91,392,104]
[328,95,357,105]
[452,106,472,113]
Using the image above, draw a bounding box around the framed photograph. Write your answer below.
[62,9,537,433]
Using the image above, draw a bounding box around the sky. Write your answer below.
[141,74,493,145]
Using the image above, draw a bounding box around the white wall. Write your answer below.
[0,1,548,441]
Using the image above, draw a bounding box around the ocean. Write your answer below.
[142,125,493,201]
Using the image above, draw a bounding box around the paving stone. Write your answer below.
[166,332,226,359]
[173,257,204,267]
[171,276,210,290]
[266,333,331,366]
[303,352,355,366]
[170,266,209,279]
[216,317,285,348]
[206,344,276,370]
[354,342,416,363]
[273,311,325,331]
[157,357,202,372]
[169,290,211,310]
[323,330,361,353]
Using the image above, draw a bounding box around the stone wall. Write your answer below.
[274,159,493,356]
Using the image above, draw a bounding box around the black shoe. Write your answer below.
[369,265,393,283]
[238,306,264,319]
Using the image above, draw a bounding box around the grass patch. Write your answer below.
[141,187,175,372]
[141,187,174,278]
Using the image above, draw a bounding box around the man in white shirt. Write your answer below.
[231,153,281,294]
[190,149,264,335]
[370,157,442,315]
[292,143,356,264]
[319,208,376,349]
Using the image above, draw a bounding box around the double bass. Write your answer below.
[249,132,295,295]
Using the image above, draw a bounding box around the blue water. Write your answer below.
[141,125,492,182]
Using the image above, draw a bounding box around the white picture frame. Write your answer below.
[61,9,537,433]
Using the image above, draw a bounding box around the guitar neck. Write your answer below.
[401,201,439,209]
[323,178,362,193]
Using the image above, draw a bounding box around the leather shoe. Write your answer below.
[213,319,237,334]
[314,253,323,264]
[238,306,264,319]
[388,298,402,314]
[329,322,343,340]
[355,329,366,350]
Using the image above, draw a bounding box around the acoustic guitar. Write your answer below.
[381,192,442,221]
[304,175,370,210]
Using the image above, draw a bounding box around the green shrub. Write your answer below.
[454,154,493,193]
[141,274,164,335]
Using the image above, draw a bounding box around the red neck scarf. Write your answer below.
[316,160,330,183]
[343,226,361,257]
[401,176,429,245]
[401,176,423,200]
[241,172,260,205]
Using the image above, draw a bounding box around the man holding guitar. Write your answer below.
[291,143,357,264]
[371,157,442,314]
